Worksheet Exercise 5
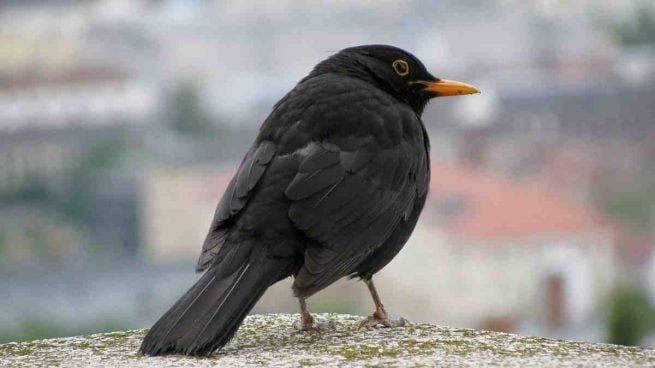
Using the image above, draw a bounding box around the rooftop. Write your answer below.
[429,159,606,240]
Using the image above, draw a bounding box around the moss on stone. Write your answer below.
[1,314,655,367]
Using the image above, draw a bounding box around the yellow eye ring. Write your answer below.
[392,59,410,76]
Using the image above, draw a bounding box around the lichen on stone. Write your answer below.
[1,313,654,367]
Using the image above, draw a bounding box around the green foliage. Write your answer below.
[606,286,654,346]
[603,183,655,230]
[56,137,127,223]
[168,81,220,138]
[609,3,655,46]
[0,231,4,258]
[0,177,51,206]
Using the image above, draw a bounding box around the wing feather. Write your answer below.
[196,140,276,272]
[287,137,424,295]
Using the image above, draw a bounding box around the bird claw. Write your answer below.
[300,320,336,333]
[357,314,408,329]
[295,315,336,333]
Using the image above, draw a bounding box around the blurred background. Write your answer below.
[1,0,655,348]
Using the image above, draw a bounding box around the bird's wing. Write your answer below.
[196,140,276,272]
[286,133,428,293]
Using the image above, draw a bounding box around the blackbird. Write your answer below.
[140,44,478,356]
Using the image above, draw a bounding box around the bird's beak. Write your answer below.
[411,79,480,97]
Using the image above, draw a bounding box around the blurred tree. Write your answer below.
[0,177,52,207]
[0,231,5,260]
[609,3,655,46]
[603,184,655,231]
[606,286,654,346]
[168,81,220,138]
[57,137,128,223]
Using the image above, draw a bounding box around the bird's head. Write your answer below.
[308,45,479,115]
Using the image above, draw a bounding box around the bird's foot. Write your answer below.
[300,320,336,332]
[357,310,407,329]
[295,313,336,333]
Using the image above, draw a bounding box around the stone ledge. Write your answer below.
[1,313,654,367]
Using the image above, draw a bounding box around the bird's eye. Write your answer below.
[392,59,410,76]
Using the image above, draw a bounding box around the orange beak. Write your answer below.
[412,79,480,97]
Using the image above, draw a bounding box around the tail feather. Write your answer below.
[140,252,294,356]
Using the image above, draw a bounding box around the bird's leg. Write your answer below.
[297,297,335,332]
[357,278,407,328]
[299,297,316,331]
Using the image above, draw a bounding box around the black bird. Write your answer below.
[140,45,479,356]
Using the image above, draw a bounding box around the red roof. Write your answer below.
[428,159,605,239]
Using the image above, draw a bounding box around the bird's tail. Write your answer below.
[140,250,294,356]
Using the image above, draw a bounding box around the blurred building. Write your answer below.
[376,159,616,341]
[425,42,655,198]
[0,64,157,259]
[140,164,233,263]
[0,66,156,190]
[460,80,655,180]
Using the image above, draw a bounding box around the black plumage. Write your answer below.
[140,44,479,356]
